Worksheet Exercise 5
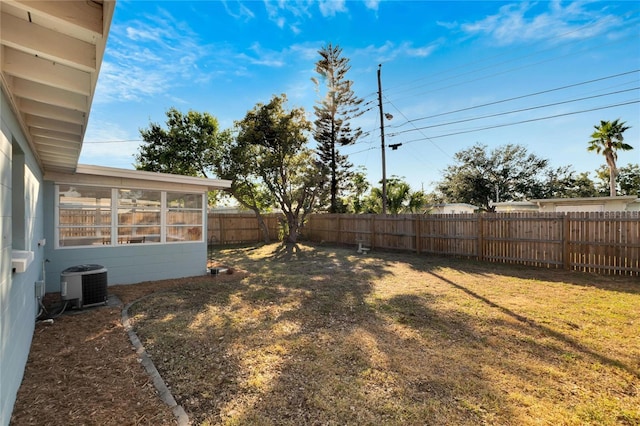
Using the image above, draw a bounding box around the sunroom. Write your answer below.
[43,164,230,289]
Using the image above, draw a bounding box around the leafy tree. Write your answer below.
[406,190,428,213]
[563,171,600,198]
[535,167,598,199]
[136,108,231,177]
[436,143,548,211]
[364,176,427,214]
[341,166,370,213]
[312,43,363,213]
[234,94,322,246]
[213,145,276,243]
[136,108,276,243]
[587,119,633,196]
[618,164,640,197]
[595,163,640,197]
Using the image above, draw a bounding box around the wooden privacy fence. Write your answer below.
[208,213,282,245]
[209,212,640,276]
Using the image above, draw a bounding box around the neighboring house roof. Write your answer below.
[432,203,478,209]
[0,0,115,173]
[529,196,638,205]
[533,196,640,213]
[492,196,640,212]
[490,201,539,212]
[46,164,231,191]
[428,203,478,214]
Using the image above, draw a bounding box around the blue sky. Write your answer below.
[81,0,640,193]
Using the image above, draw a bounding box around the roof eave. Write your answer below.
[45,164,232,191]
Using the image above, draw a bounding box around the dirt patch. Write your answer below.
[11,269,244,426]
[10,306,176,425]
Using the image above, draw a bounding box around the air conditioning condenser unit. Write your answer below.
[60,264,108,309]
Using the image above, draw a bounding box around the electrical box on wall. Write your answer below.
[35,280,45,299]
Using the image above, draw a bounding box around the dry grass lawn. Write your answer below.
[121,243,639,425]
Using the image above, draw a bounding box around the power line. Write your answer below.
[400,100,640,145]
[396,69,639,126]
[389,87,639,137]
[383,96,451,160]
[346,99,639,156]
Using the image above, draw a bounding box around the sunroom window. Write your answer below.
[117,189,161,244]
[167,192,204,242]
[58,186,112,247]
[56,185,204,248]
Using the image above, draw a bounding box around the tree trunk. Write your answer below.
[230,193,271,243]
[606,153,617,197]
[285,212,299,245]
[254,210,271,244]
[609,171,617,197]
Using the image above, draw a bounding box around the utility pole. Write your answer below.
[377,64,387,215]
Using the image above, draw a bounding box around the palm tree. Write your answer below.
[587,119,633,197]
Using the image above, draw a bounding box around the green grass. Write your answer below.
[125,243,640,425]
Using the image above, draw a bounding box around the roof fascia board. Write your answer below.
[531,196,637,204]
[58,164,233,190]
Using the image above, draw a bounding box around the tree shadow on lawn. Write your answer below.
[425,270,639,379]
[145,244,523,424]
[140,243,638,424]
[394,249,640,295]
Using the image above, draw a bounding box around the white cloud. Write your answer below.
[261,0,379,33]
[235,43,286,67]
[460,1,621,45]
[436,20,458,30]
[290,23,302,35]
[400,41,438,58]
[355,41,396,62]
[262,0,313,33]
[354,40,439,63]
[94,61,168,103]
[95,7,218,103]
[221,0,255,21]
[364,0,380,12]
[318,0,347,17]
[289,43,322,61]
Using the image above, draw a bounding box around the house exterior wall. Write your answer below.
[627,201,640,212]
[493,198,640,213]
[492,202,539,213]
[1,89,45,425]
[537,198,636,213]
[430,204,477,214]
[42,181,208,289]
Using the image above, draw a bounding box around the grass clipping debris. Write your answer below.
[123,243,639,425]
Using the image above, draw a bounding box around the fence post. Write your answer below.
[370,215,376,250]
[415,214,422,254]
[563,213,570,270]
[219,215,225,245]
[477,214,484,261]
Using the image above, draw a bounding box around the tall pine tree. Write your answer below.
[312,44,363,213]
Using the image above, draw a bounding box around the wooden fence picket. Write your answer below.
[206,211,639,276]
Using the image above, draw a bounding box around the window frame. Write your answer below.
[55,185,206,249]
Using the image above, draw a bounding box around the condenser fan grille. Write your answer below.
[81,271,108,306]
